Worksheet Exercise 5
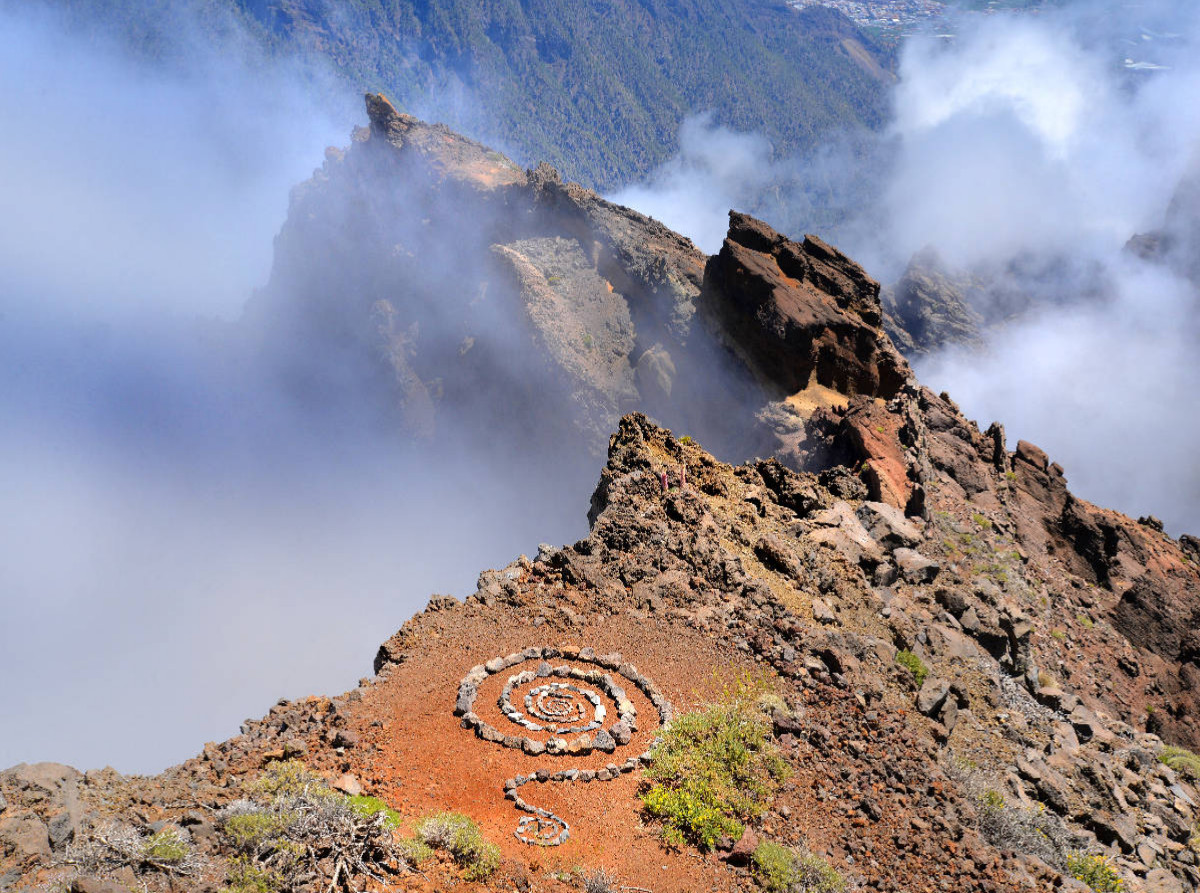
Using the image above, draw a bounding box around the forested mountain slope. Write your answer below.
[50,0,893,190]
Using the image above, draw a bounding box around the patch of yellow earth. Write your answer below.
[785,381,851,417]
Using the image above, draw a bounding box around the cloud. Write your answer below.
[0,3,587,773]
[607,114,777,253]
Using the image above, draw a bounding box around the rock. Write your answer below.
[565,737,590,756]
[332,773,362,796]
[0,814,51,861]
[916,678,951,717]
[331,729,360,749]
[726,826,760,866]
[454,684,476,715]
[71,878,128,893]
[808,502,885,567]
[857,501,922,549]
[1087,811,1138,852]
[1069,705,1103,744]
[702,213,909,400]
[811,597,836,625]
[1,763,82,802]
[611,720,632,746]
[939,697,959,732]
[593,729,616,753]
[1143,868,1185,893]
[894,548,940,583]
[754,534,803,579]
[882,250,985,358]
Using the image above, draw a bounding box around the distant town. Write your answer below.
[788,0,948,35]
[789,0,1175,71]
[787,0,1049,37]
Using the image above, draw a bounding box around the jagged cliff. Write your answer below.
[5,97,1200,893]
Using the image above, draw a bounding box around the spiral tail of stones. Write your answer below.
[455,645,673,846]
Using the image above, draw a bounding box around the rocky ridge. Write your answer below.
[4,98,1200,893]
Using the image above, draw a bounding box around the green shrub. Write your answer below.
[980,789,1005,809]
[1160,745,1200,780]
[412,812,500,880]
[895,650,928,688]
[396,836,434,866]
[223,810,296,852]
[348,794,401,829]
[1066,852,1123,892]
[221,762,406,891]
[971,513,992,529]
[142,828,189,865]
[247,760,333,800]
[752,840,845,893]
[1076,614,1095,630]
[640,677,788,849]
[223,855,280,893]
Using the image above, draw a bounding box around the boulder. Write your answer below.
[332,773,362,796]
[916,678,950,717]
[809,502,884,567]
[894,548,940,583]
[1143,869,1185,893]
[857,501,922,549]
[0,814,51,861]
[726,826,760,866]
[754,535,803,579]
[71,879,128,893]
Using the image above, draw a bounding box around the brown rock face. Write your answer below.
[701,212,910,398]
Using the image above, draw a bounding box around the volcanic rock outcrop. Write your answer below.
[246,93,908,468]
[882,248,986,357]
[6,97,1200,893]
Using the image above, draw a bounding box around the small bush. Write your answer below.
[640,677,788,850]
[412,812,500,880]
[62,820,200,878]
[579,866,621,893]
[752,840,845,893]
[1160,745,1200,780]
[219,763,410,891]
[895,650,928,688]
[224,856,281,893]
[1076,614,1095,630]
[396,837,434,866]
[222,809,296,852]
[951,765,1079,871]
[348,795,401,829]
[1066,852,1123,892]
[142,828,190,865]
[971,513,992,529]
[247,760,332,800]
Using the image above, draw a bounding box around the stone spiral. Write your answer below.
[454,646,672,845]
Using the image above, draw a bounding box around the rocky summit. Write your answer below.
[5,96,1200,893]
